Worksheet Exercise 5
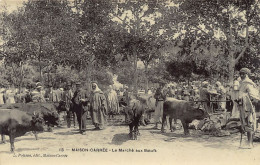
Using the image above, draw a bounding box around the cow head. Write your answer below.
[124,99,145,124]
[124,106,135,124]
[81,100,90,107]
[42,111,60,126]
[56,100,67,113]
[191,105,210,120]
[31,112,45,132]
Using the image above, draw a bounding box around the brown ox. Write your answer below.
[161,98,209,135]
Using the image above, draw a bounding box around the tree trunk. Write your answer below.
[228,52,235,84]
[18,62,24,93]
[86,56,95,92]
[144,63,149,94]
[38,39,43,84]
[47,69,50,86]
[86,66,92,92]
[133,44,138,95]
[39,58,42,83]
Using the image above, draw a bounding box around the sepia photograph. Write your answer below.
[0,0,259,165]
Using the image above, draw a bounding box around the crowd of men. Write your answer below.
[0,81,125,135]
[153,67,260,148]
[0,67,259,148]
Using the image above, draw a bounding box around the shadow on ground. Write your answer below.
[139,127,160,131]
[54,131,79,135]
[151,129,241,149]
[111,133,130,145]
[0,136,56,143]
[0,147,40,154]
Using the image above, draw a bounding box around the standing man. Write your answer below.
[71,82,88,135]
[166,85,175,98]
[64,84,74,128]
[123,87,130,106]
[55,86,64,103]
[0,87,5,104]
[183,86,191,101]
[89,82,107,130]
[215,81,226,111]
[31,83,46,103]
[231,74,241,118]
[5,84,16,104]
[199,81,218,114]
[237,68,260,149]
[153,83,166,129]
[106,85,120,118]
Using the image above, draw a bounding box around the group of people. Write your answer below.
[0,81,119,135]
[51,82,121,135]
[156,76,253,115]
[0,67,259,148]
[0,82,46,104]
[152,67,260,149]
[154,79,231,116]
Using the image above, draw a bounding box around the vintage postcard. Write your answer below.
[0,0,259,165]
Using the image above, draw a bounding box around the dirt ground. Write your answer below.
[1,116,260,165]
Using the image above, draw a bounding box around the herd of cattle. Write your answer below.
[0,95,209,152]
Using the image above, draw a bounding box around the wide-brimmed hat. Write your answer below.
[239,68,251,74]
[202,81,209,87]
[91,81,98,84]
[36,82,42,86]
[216,81,221,86]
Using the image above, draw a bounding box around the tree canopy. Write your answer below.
[0,0,259,90]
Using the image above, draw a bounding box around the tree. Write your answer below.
[1,0,79,82]
[164,0,260,82]
[138,35,164,93]
[110,0,167,93]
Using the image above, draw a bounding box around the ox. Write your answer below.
[161,98,209,135]
[0,109,44,152]
[0,103,60,129]
[124,95,151,140]
[0,103,59,142]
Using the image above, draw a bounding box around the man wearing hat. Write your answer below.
[71,82,89,135]
[64,83,75,128]
[215,81,226,111]
[123,86,130,106]
[31,83,46,102]
[199,81,219,114]
[237,68,260,148]
[153,82,167,129]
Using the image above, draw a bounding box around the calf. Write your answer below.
[161,98,209,135]
[124,98,146,140]
[0,109,44,152]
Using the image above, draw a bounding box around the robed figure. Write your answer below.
[89,82,107,130]
[237,68,260,149]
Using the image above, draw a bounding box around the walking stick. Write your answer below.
[80,101,83,133]
[236,99,244,148]
[192,100,229,103]
[240,131,243,147]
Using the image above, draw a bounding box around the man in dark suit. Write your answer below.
[71,82,89,135]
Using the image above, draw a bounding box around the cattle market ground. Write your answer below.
[1,116,260,165]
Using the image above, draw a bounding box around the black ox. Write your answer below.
[124,96,148,140]
[0,109,44,152]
